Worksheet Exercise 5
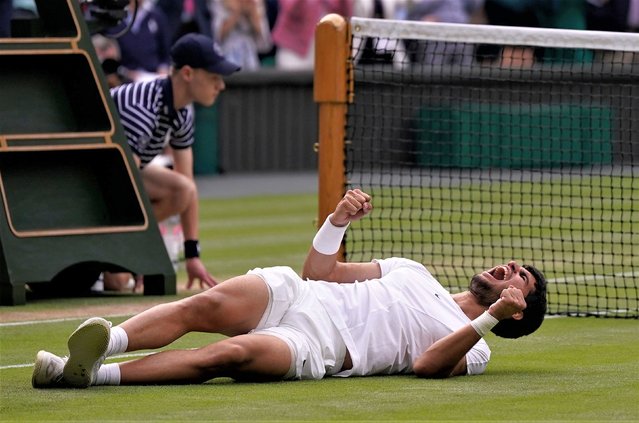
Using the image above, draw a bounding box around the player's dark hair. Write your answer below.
[491,265,547,339]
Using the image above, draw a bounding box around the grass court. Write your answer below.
[1,192,638,421]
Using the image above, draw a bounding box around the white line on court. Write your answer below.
[0,351,154,371]
[1,314,148,370]
[0,314,132,328]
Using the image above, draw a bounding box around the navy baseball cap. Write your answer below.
[170,33,240,75]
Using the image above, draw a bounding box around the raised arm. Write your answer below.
[302,189,380,283]
[413,286,527,378]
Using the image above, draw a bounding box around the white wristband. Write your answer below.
[470,311,499,337]
[312,214,349,255]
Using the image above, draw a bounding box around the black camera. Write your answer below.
[80,0,130,34]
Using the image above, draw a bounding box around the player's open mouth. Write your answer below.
[489,265,509,281]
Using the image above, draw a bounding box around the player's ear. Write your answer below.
[511,311,524,320]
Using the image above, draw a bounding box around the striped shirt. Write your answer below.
[110,77,194,168]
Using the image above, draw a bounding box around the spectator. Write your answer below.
[478,0,588,67]
[0,0,12,37]
[352,0,406,67]
[91,34,131,89]
[629,0,639,31]
[101,58,131,88]
[156,0,213,43]
[587,0,630,31]
[587,0,639,63]
[114,0,171,82]
[399,0,483,24]
[210,0,273,70]
[271,0,352,70]
[258,0,279,66]
[92,34,120,63]
[398,0,484,66]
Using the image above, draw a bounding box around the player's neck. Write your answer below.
[452,291,487,320]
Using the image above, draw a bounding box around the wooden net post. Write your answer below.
[314,14,352,261]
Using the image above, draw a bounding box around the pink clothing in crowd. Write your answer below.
[272,0,352,57]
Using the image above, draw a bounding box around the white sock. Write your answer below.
[94,363,121,386]
[106,326,128,357]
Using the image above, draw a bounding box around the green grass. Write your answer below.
[198,193,318,279]
[1,317,638,421]
[1,192,638,421]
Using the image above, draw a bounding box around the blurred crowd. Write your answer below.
[85,0,639,85]
[2,1,638,79]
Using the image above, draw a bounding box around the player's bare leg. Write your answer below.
[118,334,292,384]
[119,274,270,351]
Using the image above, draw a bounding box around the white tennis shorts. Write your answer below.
[247,266,347,380]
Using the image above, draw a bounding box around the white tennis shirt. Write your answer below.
[309,257,491,376]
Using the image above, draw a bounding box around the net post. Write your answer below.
[314,14,351,260]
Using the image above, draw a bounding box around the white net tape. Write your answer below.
[351,17,639,52]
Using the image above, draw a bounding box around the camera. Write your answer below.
[79,0,130,34]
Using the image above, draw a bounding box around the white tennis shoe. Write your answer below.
[62,317,111,388]
[32,350,67,388]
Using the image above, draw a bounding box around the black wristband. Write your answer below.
[184,240,200,259]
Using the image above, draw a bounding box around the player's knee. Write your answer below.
[198,341,251,374]
[220,341,250,365]
[175,175,196,204]
[179,290,225,323]
[163,173,196,214]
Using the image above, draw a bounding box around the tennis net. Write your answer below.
[315,16,639,317]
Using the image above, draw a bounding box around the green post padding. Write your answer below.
[0,0,176,305]
[193,103,219,175]
[419,103,613,168]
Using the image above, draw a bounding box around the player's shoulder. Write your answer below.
[375,257,431,277]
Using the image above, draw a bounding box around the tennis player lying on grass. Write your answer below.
[32,189,547,388]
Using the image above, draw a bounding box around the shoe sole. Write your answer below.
[63,318,110,388]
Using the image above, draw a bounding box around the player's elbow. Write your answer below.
[412,359,451,378]
[301,255,339,281]
[413,357,464,379]
[413,363,454,379]
[301,262,326,281]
